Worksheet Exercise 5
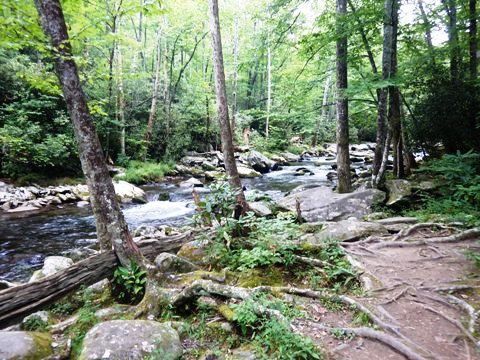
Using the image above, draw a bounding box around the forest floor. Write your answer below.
[294,225,480,360]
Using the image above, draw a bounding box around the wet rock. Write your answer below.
[79,320,181,360]
[0,331,53,359]
[248,202,272,217]
[270,154,288,165]
[177,239,210,265]
[237,165,261,178]
[179,177,204,188]
[280,152,301,163]
[29,256,74,282]
[7,203,40,213]
[246,150,277,174]
[113,180,147,204]
[155,253,199,273]
[294,167,314,176]
[205,170,225,180]
[174,164,192,175]
[77,200,90,207]
[304,219,388,243]
[278,187,386,223]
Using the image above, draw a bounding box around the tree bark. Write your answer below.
[312,71,333,148]
[418,0,435,64]
[34,0,143,267]
[336,0,352,193]
[266,35,272,138]
[373,0,396,187]
[470,0,477,80]
[208,0,248,213]
[231,16,240,133]
[116,36,127,156]
[442,0,461,80]
[144,26,162,158]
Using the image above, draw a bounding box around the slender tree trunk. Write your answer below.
[312,71,333,148]
[208,0,248,214]
[442,0,461,80]
[144,27,162,158]
[470,0,477,80]
[116,38,126,156]
[266,42,272,138]
[373,0,395,187]
[34,0,143,267]
[336,0,351,193]
[418,0,435,63]
[231,16,240,134]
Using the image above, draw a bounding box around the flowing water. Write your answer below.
[0,157,367,282]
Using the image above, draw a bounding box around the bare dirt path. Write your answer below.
[297,224,480,360]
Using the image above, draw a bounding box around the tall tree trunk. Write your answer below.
[208,0,248,214]
[470,0,477,80]
[116,38,126,156]
[312,71,333,148]
[231,16,240,134]
[34,0,143,267]
[372,0,396,187]
[418,0,435,63]
[442,0,461,80]
[144,26,162,158]
[336,0,351,193]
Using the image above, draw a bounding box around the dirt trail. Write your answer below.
[298,224,480,360]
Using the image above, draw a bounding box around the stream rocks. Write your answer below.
[29,256,74,283]
[0,180,146,213]
[79,320,182,360]
[245,150,277,173]
[278,186,386,223]
[0,331,53,359]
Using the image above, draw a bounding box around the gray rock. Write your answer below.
[94,305,131,319]
[248,202,272,217]
[246,150,277,173]
[237,165,261,178]
[88,279,110,294]
[177,239,210,265]
[154,253,199,273]
[277,186,386,223]
[77,200,90,207]
[385,179,412,206]
[22,311,49,330]
[113,180,147,204]
[79,320,181,360]
[7,203,40,213]
[374,216,418,225]
[29,256,74,283]
[179,177,204,188]
[279,152,300,163]
[205,170,225,180]
[304,219,388,243]
[0,331,53,359]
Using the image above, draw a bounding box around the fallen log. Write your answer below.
[0,231,198,327]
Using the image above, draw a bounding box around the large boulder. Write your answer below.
[246,151,277,174]
[113,181,147,204]
[0,331,53,359]
[280,152,301,163]
[29,256,74,282]
[237,165,261,178]
[303,219,388,243]
[277,186,386,223]
[79,320,181,360]
[155,253,199,273]
[385,179,412,206]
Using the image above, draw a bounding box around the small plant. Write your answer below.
[22,315,49,331]
[192,178,239,226]
[112,261,147,304]
[49,301,75,316]
[329,327,354,340]
[318,238,357,290]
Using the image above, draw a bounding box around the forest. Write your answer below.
[0,0,479,359]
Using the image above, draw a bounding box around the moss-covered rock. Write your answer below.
[177,239,210,265]
[0,331,53,359]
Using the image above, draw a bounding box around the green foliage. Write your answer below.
[317,238,357,290]
[465,246,480,268]
[116,161,174,184]
[112,261,147,304]
[49,301,75,316]
[192,179,240,226]
[231,295,321,359]
[22,315,49,332]
[403,152,480,226]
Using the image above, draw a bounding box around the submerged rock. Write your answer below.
[277,186,386,223]
[79,320,181,360]
[0,331,53,359]
[29,256,74,282]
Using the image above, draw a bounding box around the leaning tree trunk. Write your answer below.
[336,0,352,194]
[208,0,248,214]
[34,0,144,267]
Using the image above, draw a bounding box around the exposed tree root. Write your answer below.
[371,228,480,250]
[305,322,429,360]
[381,286,416,305]
[446,295,478,334]
[422,305,479,349]
[392,223,456,242]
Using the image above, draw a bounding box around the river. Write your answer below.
[0,157,366,282]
